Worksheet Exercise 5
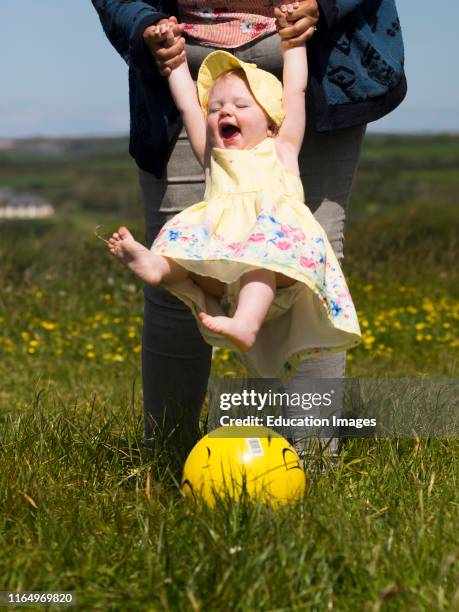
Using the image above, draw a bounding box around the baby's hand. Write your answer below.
[281,3,300,15]
[151,21,177,47]
[143,16,186,76]
[276,2,300,23]
[274,1,318,48]
[275,3,299,34]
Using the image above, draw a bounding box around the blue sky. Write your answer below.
[1,0,458,137]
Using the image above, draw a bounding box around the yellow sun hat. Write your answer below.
[197,50,285,127]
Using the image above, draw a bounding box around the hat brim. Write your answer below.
[197,50,285,127]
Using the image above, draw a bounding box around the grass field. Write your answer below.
[0,135,458,610]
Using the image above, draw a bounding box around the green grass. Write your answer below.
[1,402,458,610]
[0,135,458,610]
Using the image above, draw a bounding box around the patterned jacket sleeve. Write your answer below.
[91,1,168,72]
[317,0,369,29]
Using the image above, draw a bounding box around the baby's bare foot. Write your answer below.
[108,226,161,285]
[198,312,258,352]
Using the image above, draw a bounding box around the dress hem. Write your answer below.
[165,254,359,336]
[165,280,361,380]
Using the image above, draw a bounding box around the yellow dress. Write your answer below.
[151,137,361,380]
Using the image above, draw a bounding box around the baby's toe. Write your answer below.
[118,226,133,240]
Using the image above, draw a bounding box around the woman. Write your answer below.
[92,0,406,458]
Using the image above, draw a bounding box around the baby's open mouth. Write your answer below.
[220,125,241,139]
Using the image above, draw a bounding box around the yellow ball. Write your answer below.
[181,426,306,507]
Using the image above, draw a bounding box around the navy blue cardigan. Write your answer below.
[92,0,406,177]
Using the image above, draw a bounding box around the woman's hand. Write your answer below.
[274,0,320,48]
[143,16,186,76]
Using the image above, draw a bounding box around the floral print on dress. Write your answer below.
[151,137,361,379]
[154,206,356,327]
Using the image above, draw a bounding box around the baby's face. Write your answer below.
[206,74,273,150]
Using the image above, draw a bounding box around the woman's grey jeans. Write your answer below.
[139,34,366,456]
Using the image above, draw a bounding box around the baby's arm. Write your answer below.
[153,23,207,167]
[276,9,308,156]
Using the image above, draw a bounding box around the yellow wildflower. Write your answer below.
[40,321,57,330]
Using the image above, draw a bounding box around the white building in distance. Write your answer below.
[0,188,55,219]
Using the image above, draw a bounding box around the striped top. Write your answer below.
[177,1,277,49]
